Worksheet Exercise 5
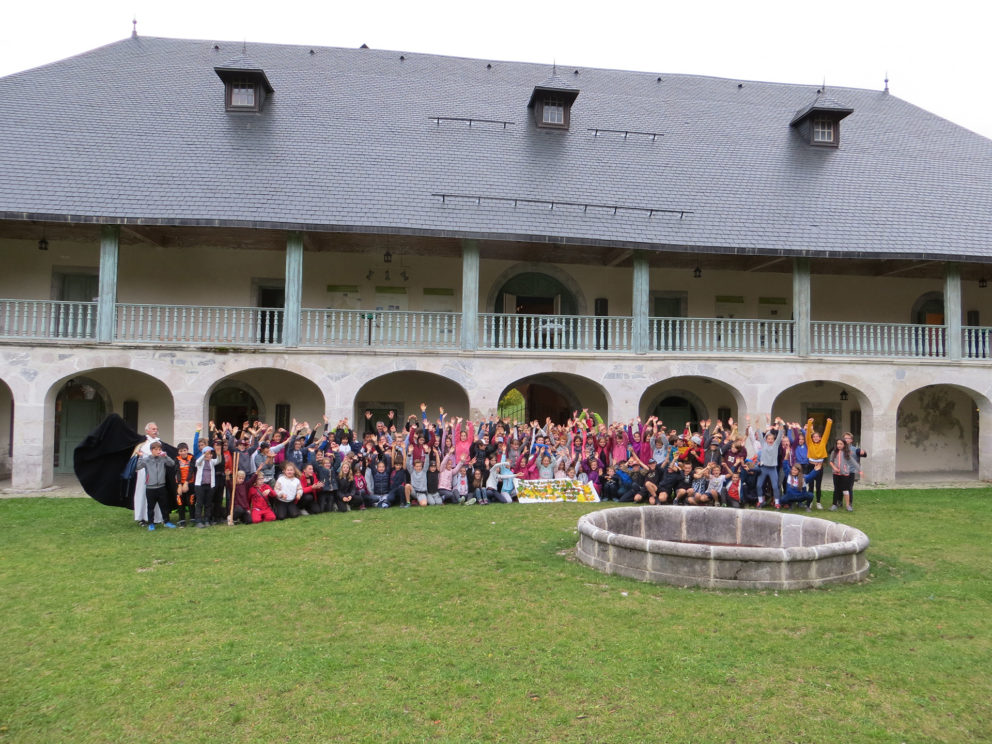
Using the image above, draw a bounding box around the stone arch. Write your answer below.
[206,368,326,433]
[497,372,608,425]
[639,376,747,427]
[895,383,991,479]
[485,262,587,315]
[353,370,470,432]
[770,379,873,444]
[207,379,266,425]
[45,368,175,473]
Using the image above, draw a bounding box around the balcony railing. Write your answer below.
[301,308,460,349]
[116,304,284,346]
[480,313,633,352]
[2,299,991,363]
[649,317,794,354]
[963,326,991,360]
[811,321,945,358]
[0,299,96,340]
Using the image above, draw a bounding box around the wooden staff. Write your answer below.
[227,446,239,526]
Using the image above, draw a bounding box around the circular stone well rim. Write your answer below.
[576,506,870,589]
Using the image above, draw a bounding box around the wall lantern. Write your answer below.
[693,265,702,279]
[383,250,393,264]
[38,237,49,251]
[980,278,988,289]
[839,389,849,401]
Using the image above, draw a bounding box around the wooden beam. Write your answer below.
[120,225,169,248]
[603,248,632,267]
[878,261,932,277]
[745,257,786,272]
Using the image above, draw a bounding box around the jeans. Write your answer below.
[756,465,781,502]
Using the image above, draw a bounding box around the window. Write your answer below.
[229,83,256,108]
[812,118,835,143]
[542,96,564,126]
[227,81,259,111]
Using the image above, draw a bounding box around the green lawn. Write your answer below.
[1,490,990,743]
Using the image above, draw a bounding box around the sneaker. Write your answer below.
[197,522,207,528]
[164,522,176,529]
[465,497,477,506]
[805,505,811,512]
[774,502,781,509]
[300,509,310,516]
[815,503,823,510]
[846,506,854,512]
[401,503,410,509]
[359,504,366,511]
[757,499,765,508]
[148,524,155,531]
[829,504,838,511]
[458,495,466,504]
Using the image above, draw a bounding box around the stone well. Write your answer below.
[576,506,869,590]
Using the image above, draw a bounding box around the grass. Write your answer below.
[1,489,990,743]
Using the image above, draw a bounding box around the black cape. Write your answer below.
[74,414,178,509]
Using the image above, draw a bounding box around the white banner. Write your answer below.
[516,479,600,503]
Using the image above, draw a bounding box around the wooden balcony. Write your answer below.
[0,299,989,361]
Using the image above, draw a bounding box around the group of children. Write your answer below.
[132,405,866,530]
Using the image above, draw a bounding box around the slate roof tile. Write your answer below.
[0,36,990,262]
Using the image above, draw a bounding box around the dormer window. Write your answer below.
[528,70,579,130]
[228,81,258,110]
[790,94,853,148]
[812,118,835,144]
[541,96,565,127]
[214,54,274,112]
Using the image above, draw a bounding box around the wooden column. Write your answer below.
[632,251,649,354]
[461,240,479,350]
[96,225,119,343]
[944,262,961,360]
[284,232,303,347]
[792,257,811,357]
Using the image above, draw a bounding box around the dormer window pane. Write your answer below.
[231,84,256,107]
[813,119,835,143]
[542,97,564,125]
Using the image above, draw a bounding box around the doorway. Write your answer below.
[54,379,108,473]
[209,386,261,429]
[257,286,284,344]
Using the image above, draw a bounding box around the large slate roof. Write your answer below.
[1,35,991,261]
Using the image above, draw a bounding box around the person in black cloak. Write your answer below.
[74,413,178,517]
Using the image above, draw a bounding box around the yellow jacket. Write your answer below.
[805,418,832,461]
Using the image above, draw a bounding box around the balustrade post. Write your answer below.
[944,262,962,360]
[632,252,650,354]
[461,240,479,350]
[96,225,119,343]
[792,257,810,357]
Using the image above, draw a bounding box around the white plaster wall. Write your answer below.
[0,237,99,298]
[116,245,284,306]
[896,385,977,473]
[302,252,464,312]
[811,275,944,323]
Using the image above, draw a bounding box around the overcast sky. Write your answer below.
[2,1,990,140]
